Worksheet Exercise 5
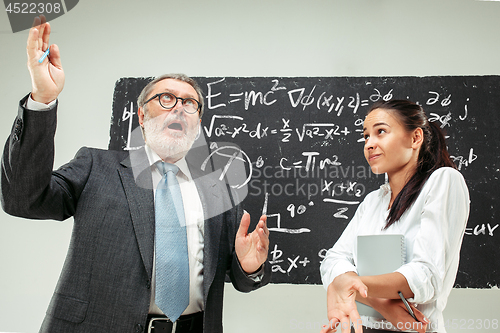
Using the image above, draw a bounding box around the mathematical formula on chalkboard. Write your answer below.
[110,76,500,288]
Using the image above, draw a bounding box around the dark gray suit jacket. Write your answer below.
[1,95,271,333]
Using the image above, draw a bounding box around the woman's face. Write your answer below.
[363,108,420,178]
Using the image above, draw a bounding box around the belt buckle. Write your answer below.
[148,317,177,333]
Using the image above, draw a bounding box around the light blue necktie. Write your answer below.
[155,162,189,322]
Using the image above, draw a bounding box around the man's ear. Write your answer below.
[138,106,145,128]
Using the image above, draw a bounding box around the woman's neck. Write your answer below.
[387,167,416,209]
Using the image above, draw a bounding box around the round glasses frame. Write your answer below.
[143,92,201,114]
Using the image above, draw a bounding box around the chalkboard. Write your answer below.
[109,76,500,288]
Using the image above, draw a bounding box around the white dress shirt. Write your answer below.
[320,167,470,333]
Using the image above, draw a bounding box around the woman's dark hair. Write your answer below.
[367,99,456,229]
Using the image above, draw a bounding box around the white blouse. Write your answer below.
[320,167,470,333]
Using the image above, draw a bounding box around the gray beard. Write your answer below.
[142,114,198,161]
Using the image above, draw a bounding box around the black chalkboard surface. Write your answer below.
[110,76,499,288]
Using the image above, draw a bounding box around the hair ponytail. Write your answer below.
[367,100,456,229]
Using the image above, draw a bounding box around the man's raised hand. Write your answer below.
[27,15,64,104]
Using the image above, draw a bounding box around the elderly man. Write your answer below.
[1,17,271,333]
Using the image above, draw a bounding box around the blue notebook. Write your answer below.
[356,234,406,318]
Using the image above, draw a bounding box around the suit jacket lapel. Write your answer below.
[118,147,155,281]
[190,166,223,302]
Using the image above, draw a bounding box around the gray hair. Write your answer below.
[137,73,205,118]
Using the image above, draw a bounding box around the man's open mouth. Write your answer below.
[167,122,184,131]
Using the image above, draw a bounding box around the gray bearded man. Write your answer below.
[1,16,271,333]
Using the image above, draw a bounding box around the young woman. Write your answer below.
[319,100,470,333]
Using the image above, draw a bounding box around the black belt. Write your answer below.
[147,312,203,333]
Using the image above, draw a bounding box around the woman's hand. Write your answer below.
[369,297,429,333]
[321,272,368,333]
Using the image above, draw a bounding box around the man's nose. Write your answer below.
[172,99,186,113]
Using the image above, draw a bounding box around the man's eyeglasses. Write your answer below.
[143,92,201,114]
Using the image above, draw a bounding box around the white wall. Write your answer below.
[1,1,499,332]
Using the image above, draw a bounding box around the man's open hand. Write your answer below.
[235,212,269,274]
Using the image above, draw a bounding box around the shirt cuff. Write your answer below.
[237,259,265,283]
[396,264,432,303]
[25,94,57,111]
[321,261,358,290]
